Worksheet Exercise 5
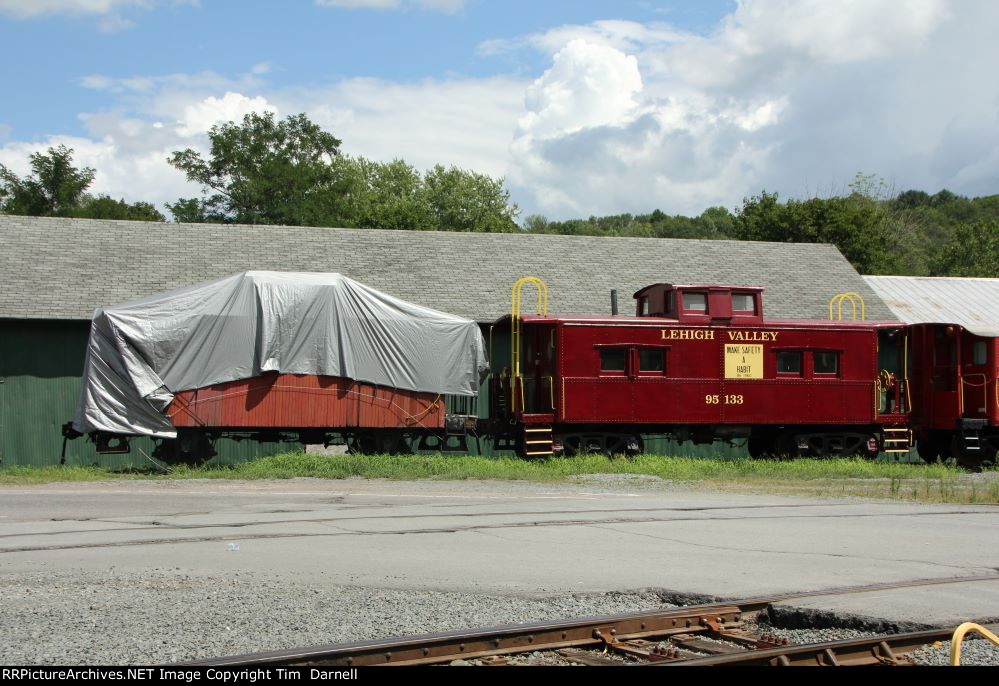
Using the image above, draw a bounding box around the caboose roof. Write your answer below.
[518,314,901,329]
[0,215,897,323]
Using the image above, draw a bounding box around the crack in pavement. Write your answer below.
[585,522,994,575]
[1,504,992,541]
[1,508,997,554]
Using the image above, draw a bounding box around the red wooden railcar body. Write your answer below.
[491,284,911,458]
[160,372,446,457]
[169,372,445,431]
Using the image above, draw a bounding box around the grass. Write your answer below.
[2,453,997,504]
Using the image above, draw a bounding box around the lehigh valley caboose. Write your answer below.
[489,280,912,458]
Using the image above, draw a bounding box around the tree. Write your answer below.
[0,145,96,216]
[73,195,165,222]
[522,214,551,232]
[734,191,902,274]
[168,112,343,225]
[423,164,519,232]
[931,220,999,277]
[166,197,211,223]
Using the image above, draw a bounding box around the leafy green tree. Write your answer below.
[0,145,96,216]
[734,191,901,274]
[73,195,165,222]
[931,220,999,277]
[326,156,434,230]
[423,164,519,232]
[522,214,551,232]
[168,112,343,225]
[358,158,434,230]
[166,197,211,223]
[168,112,519,232]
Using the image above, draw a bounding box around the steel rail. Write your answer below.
[656,628,953,666]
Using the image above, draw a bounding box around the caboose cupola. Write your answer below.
[633,284,764,326]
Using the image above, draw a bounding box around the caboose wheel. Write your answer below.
[916,435,946,464]
[348,432,411,455]
[748,433,777,459]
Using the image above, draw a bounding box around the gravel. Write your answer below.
[911,638,999,667]
[0,569,677,665]
[747,619,999,666]
[744,620,882,645]
[5,567,995,666]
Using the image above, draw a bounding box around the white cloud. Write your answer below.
[503,0,999,218]
[178,92,278,137]
[479,19,684,58]
[0,0,144,17]
[0,0,197,32]
[315,0,465,13]
[518,40,644,139]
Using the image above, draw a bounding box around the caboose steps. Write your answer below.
[882,427,914,454]
[520,424,554,457]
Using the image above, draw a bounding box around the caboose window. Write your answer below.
[973,341,987,365]
[777,351,802,374]
[814,352,839,375]
[639,349,665,372]
[639,298,649,316]
[732,293,755,313]
[684,292,707,311]
[600,348,627,372]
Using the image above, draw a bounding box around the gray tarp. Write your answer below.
[72,271,489,438]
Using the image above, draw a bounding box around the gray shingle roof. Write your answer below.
[0,216,897,322]
[864,275,999,337]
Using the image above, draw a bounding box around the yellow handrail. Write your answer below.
[961,373,989,416]
[904,333,912,413]
[510,277,549,411]
[829,292,866,321]
[951,622,999,665]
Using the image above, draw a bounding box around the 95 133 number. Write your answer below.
[705,395,745,405]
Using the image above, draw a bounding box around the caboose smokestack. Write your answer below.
[611,289,619,315]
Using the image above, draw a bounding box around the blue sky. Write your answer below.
[0,1,733,139]
[1,0,996,221]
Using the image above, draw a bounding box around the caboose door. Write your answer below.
[961,334,991,419]
[520,324,557,416]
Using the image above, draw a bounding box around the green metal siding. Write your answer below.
[0,319,284,468]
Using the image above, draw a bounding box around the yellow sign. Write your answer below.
[725,344,763,379]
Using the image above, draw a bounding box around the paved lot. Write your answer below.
[2,477,998,630]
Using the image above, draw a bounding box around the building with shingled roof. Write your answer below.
[0,215,898,466]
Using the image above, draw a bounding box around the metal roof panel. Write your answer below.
[863,275,999,337]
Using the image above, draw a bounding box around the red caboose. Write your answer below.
[490,282,911,458]
[864,275,998,467]
[907,324,997,466]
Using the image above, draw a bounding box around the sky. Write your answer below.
[0,0,997,221]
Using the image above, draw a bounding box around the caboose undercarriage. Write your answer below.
[491,423,888,459]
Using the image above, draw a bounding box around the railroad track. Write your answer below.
[190,576,999,667]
